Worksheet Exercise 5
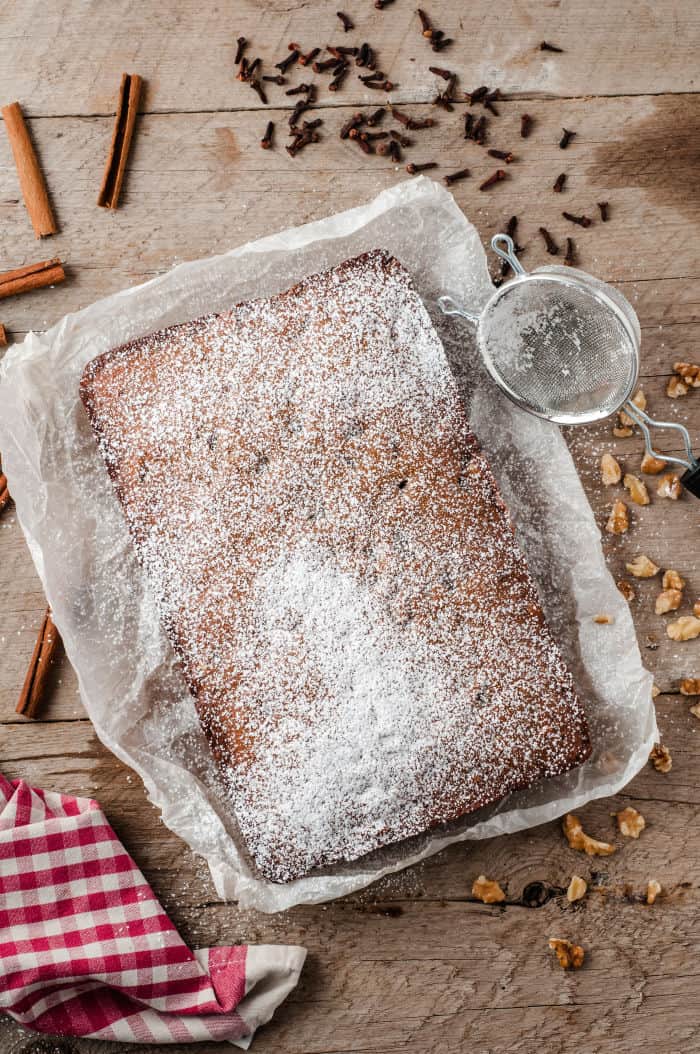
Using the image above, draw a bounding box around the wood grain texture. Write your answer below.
[0,1,699,1051]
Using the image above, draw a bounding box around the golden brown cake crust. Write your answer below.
[80,249,590,882]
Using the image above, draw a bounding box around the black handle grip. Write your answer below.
[681,464,700,498]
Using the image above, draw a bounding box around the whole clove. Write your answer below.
[406,161,438,173]
[236,57,250,81]
[388,139,401,162]
[234,37,247,65]
[327,44,359,57]
[390,129,413,146]
[313,57,341,73]
[539,226,559,254]
[444,167,470,186]
[356,42,376,69]
[464,113,474,139]
[506,215,518,240]
[276,50,299,73]
[364,79,394,90]
[375,0,396,7]
[390,106,435,130]
[479,169,506,191]
[260,120,274,149]
[500,215,522,275]
[250,78,268,104]
[286,83,313,95]
[484,89,501,116]
[329,63,349,90]
[520,113,532,138]
[429,66,454,80]
[467,85,488,105]
[340,112,365,138]
[488,148,514,163]
[359,71,386,83]
[289,95,313,127]
[353,134,374,154]
[434,73,457,109]
[247,57,261,79]
[472,115,487,144]
[286,126,321,157]
[337,11,354,31]
[432,37,453,52]
[598,200,610,221]
[562,210,591,227]
[262,74,286,84]
[564,237,576,265]
[553,172,567,192]
[417,9,432,36]
[540,41,564,52]
[559,127,576,149]
[367,107,387,126]
[299,47,321,67]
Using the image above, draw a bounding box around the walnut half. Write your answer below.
[600,452,622,485]
[563,813,615,856]
[657,473,683,500]
[675,361,700,387]
[649,743,672,773]
[626,554,660,578]
[663,569,685,591]
[666,375,689,399]
[549,938,585,970]
[616,806,645,838]
[605,500,629,535]
[667,616,700,642]
[656,589,683,615]
[680,678,700,696]
[623,473,650,506]
[471,875,506,904]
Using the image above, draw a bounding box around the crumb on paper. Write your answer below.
[646,879,662,905]
[618,389,646,427]
[649,743,672,773]
[663,569,685,591]
[617,580,635,602]
[616,806,645,838]
[641,451,667,475]
[674,362,700,388]
[606,500,629,535]
[563,813,615,856]
[657,473,683,500]
[600,452,622,485]
[667,616,700,642]
[593,614,613,624]
[567,875,587,902]
[666,375,689,399]
[623,474,650,506]
[656,589,683,615]
[548,937,585,969]
[471,875,506,904]
[626,554,660,578]
[680,678,700,696]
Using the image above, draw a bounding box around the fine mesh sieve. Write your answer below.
[439,234,700,497]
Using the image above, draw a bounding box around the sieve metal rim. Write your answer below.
[474,271,641,426]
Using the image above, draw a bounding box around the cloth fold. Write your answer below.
[0,773,305,1044]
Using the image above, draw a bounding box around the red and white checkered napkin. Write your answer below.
[0,773,305,1045]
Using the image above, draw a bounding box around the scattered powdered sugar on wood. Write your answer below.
[80,248,590,883]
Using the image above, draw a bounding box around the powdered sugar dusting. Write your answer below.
[80,249,590,882]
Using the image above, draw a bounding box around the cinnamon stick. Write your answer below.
[97,73,143,209]
[1,101,57,238]
[0,258,65,300]
[16,607,61,718]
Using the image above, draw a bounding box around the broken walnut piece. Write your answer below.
[618,388,646,427]
[605,500,629,535]
[626,554,660,578]
[666,375,688,399]
[623,473,650,506]
[646,879,662,905]
[680,678,700,695]
[471,875,506,904]
[562,813,615,856]
[567,875,587,902]
[640,451,667,474]
[667,616,700,642]
[690,703,700,720]
[657,473,683,500]
[663,569,685,591]
[617,580,635,602]
[651,683,661,699]
[600,452,622,485]
[649,743,672,773]
[548,938,585,970]
[616,806,645,838]
[612,425,633,438]
[674,361,700,388]
[656,589,683,615]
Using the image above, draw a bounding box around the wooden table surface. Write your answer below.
[1,2,699,1051]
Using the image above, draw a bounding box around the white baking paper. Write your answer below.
[0,178,657,912]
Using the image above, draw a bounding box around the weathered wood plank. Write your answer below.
[0,0,697,119]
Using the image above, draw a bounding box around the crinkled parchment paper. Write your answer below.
[0,178,656,912]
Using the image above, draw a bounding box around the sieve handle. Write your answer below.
[437,295,479,325]
[490,234,526,276]
[681,464,700,498]
[623,401,700,496]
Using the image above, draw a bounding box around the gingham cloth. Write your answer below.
[0,773,305,1045]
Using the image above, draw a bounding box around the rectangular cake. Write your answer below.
[80,249,591,882]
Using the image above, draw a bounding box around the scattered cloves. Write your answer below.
[391,106,435,130]
[234,37,247,65]
[340,112,365,138]
[553,172,567,192]
[417,9,432,36]
[540,41,564,52]
[479,169,506,191]
[539,226,559,254]
[313,56,341,73]
[444,167,470,186]
[260,120,274,149]
[562,210,592,228]
[262,74,286,85]
[299,47,321,67]
[367,107,386,126]
[598,200,610,221]
[564,237,576,265]
[390,129,413,147]
[375,0,396,7]
[286,83,313,95]
[429,66,454,80]
[464,113,474,139]
[472,115,487,144]
[276,50,299,73]
[250,78,268,104]
[468,85,488,105]
[520,113,532,138]
[559,127,576,149]
[488,148,515,163]
[337,11,354,31]
[329,63,350,90]
[388,139,401,162]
